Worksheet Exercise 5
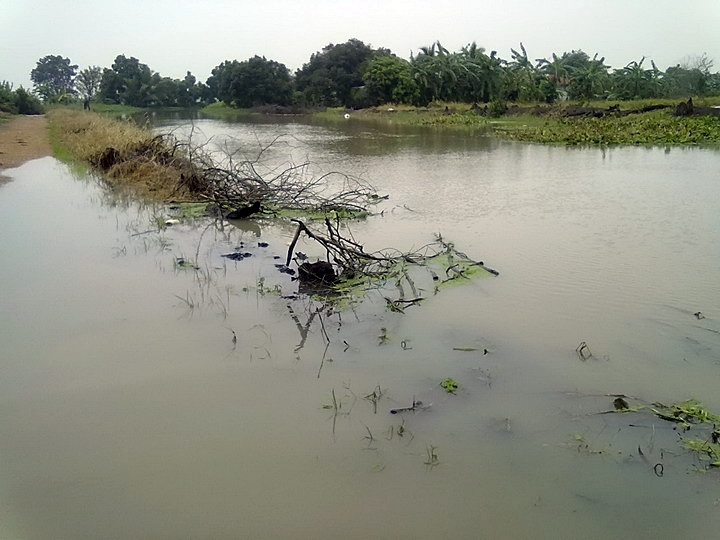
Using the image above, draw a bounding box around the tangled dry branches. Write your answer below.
[171,129,380,213]
[284,216,498,294]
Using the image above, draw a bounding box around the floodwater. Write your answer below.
[1,114,720,539]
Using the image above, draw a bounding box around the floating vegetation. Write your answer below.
[494,110,720,146]
[650,399,720,429]
[440,378,459,394]
[174,257,199,270]
[679,438,720,468]
[586,395,720,472]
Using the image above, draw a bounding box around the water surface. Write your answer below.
[1,118,720,539]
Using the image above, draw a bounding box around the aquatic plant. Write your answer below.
[590,396,720,472]
[440,378,459,394]
[494,110,720,145]
[650,399,720,429]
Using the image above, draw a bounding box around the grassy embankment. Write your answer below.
[45,98,720,202]
[201,97,720,145]
[45,106,376,220]
[47,107,195,201]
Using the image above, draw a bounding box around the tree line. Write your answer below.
[14,39,720,112]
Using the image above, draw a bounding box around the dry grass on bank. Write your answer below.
[47,108,195,201]
[47,108,379,213]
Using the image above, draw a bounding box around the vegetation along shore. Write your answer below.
[1,38,719,154]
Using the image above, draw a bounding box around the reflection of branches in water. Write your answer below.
[287,303,318,353]
[317,342,330,380]
[287,298,336,348]
[286,301,336,378]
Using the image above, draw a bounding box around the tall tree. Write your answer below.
[206,60,239,104]
[411,41,456,105]
[75,66,103,101]
[179,71,200,107]
[30,55,78,102]
[363,54,418,105]
[99,55,153,106]
[227,56,293,108]
[460,44,504,103]
[207,58,294,107]
[295,39,375,107]
[537,52,571,98]
[662,53,716,96]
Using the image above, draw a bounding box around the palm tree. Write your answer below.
[412,41,455,104]
[567,54,610,101]
[508,43,541,101]
[537,53,571,94]
[455,44,503,103]
[612,57,662,99]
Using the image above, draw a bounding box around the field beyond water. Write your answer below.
[321,98,720,145]
[198,98,720,146]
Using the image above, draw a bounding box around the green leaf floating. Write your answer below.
[441,378,458,393]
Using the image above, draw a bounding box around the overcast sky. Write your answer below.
[2,0,719,90]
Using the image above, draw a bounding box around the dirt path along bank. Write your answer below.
[0,115,52,171]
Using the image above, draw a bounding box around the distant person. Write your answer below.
[83,98,91,111]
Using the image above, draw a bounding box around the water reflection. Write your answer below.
[227,217,262,236]
[2,123,720,539]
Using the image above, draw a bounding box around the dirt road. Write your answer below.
[0,115,52,171]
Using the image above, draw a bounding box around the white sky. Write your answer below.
[2,0,719,90]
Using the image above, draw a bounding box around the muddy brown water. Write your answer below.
[1,115,720,539]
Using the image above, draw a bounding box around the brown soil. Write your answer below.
[0,115,52,171]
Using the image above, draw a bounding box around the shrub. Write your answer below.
[14,87,45,114]
[0,81,17,113]
[0,82,45,114]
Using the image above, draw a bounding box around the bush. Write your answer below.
[487,99,507,118]
[14,87,45,114]
[0,81,17,113]
[0,82,45,115]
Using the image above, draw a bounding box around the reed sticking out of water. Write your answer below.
[424,445,439,469]
[363,385,384,414]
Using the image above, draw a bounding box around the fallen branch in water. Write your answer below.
[283,218,498,305]
[173,130,380,214]
[50,110,381,212]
